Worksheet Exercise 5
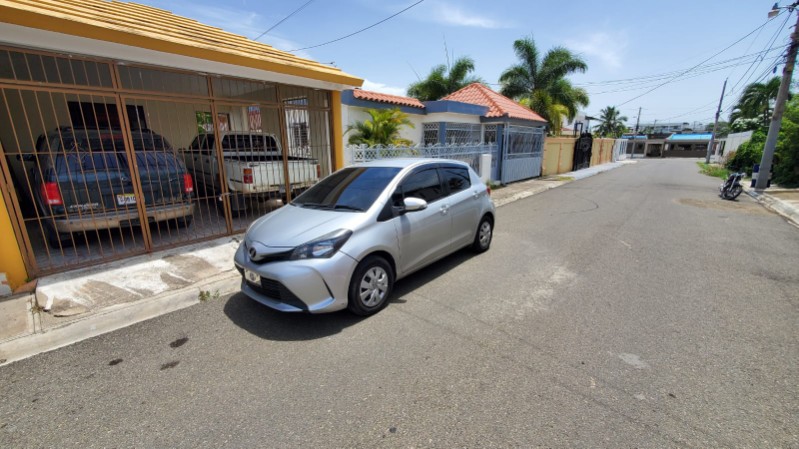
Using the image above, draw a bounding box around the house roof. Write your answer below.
[666,133,712,142]
[441,83,547,123]
[0,0,362,87]
[352,89,425,109]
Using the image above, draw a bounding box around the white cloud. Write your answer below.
[429,1,505,29]
[566,32,628,70]
[361,79,407,96]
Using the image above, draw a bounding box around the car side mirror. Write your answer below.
[403,197,427,212]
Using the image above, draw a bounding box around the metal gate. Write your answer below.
[500,125,544,184]
[573,133,593,170]
[0,45,333,276]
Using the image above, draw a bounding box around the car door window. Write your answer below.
[400,168,444,203]
[442,166,471,196]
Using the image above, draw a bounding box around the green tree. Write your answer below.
[729,77,781,128]
[499,37,589,130]
[595,106,628,138]
[345,108,415,146]
[726,130,765,175]
[774,96,799,187]
[407,56,484,101]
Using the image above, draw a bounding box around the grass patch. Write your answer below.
[697,162,729,180]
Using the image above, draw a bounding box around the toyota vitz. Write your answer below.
[234,159,495,316]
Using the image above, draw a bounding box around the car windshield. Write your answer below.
[292,166,401,212]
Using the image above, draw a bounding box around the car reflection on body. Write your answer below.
[234,159,495,316]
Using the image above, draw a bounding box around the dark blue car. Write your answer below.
[30,127,195,248]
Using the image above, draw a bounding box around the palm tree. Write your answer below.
[595,106,628,138]
[345,108,414,146]
[407,56,484,101]
[730,77,781,127]
[499,37,589,130]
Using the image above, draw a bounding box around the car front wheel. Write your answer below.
[347,255,393,316]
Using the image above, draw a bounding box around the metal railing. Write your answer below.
[345,142,498,173]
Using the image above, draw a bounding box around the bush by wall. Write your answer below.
[725,130,765,175]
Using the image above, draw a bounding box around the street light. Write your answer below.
[769,3,780,18]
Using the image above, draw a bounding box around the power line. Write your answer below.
[253,0,316,41]
[728,12,791,94]
[582,49,783,95]
[616,15,779,107]
[288,0,424,52]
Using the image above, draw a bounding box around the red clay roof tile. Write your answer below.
[442,83,546,123]
[352,89,425,109]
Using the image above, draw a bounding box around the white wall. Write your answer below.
[342,105,425,144]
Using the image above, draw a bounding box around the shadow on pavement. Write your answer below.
[223,248,476,341]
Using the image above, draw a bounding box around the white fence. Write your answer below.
[344,143,499,178]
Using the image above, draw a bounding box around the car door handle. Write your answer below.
[440,204,449,215]
[473,190,480,199]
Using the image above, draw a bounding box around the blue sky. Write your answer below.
[140,0,792,128]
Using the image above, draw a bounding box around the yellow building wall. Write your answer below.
[542,137,577,176]
[0,189,27,290]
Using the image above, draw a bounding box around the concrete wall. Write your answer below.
[591,139,616,166]
[542,138,576,176]
[542,137,616,176]
[342,105,425,144]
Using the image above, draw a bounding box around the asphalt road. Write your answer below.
[1,159,797,448]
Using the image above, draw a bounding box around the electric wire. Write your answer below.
[253,0,316,41]
[616,15,780,107]
[288,0,424,52]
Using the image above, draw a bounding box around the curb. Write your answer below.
[745,189,799,228]
[0,270,240,366]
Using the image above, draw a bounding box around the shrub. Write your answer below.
[774,97,799,187]
[726,130,766,175]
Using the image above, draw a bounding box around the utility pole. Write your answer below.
[756,4,799,190]
[632,107,642,158]
[705,78,727,163]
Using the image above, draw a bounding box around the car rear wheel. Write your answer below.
[472,216,493,253]
[347,255,393,316]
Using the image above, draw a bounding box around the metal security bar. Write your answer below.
[444,123,482,144]
[0,46,334,276]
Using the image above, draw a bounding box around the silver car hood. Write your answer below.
[246,204,365,248]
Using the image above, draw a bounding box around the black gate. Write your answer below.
[573,133,593,171]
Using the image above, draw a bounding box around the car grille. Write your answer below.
[248,277,308,311]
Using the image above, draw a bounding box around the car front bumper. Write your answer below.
[233,242,357,313]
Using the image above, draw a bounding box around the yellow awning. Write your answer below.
[0,0,363,87]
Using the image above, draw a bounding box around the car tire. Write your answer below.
[472,215,493,253]
[176,215,193,228]
[347,255,394,316]
[46,226,72,249]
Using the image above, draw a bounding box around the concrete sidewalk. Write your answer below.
[0,160,636,365]
[743,185,799,228]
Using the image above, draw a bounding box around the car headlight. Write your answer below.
[289,229,352,260]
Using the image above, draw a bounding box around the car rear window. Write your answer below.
[55,152,121,174]
[293,167,401,212]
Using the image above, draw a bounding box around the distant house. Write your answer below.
[663,133,713,158]
[341,83,550,184]
[341,83,547,146]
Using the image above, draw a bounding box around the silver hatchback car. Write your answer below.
[234,159,495,316]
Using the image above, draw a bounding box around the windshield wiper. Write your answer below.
[332,204,365,212]
[296,202,329,209]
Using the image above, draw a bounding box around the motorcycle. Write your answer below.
[719,172,744,200]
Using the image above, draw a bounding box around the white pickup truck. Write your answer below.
[183,132,320,214]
